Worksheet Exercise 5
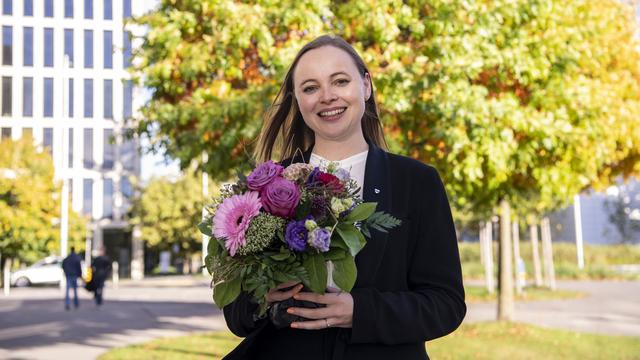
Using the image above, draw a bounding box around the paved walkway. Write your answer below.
[0,277,638,360]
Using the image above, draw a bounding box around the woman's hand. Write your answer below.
[265,281,304,304]
[287,287,354,329]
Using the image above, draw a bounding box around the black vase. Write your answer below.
[268,287,326,329]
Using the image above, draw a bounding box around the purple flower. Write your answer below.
[311,196,328,219]
[285,220,308,252]
[247,160,284,191]
[334,168,350,182]
[261,177,300,218]
[308,227,331,252]
[306,167,322,186]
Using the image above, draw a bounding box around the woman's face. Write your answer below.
[293,46,371,145]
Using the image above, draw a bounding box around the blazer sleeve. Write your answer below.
[223,291,266,337]
[349,166,466,345]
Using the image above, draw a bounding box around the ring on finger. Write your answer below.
[325,319,330,328]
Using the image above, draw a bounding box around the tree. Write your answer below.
[0,139,87,270]
[128,172,209,265]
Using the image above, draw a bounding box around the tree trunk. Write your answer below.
[479,221,485,266]
[541,217,557,290]
[529,220,543,287]
[498,199,514,321]
[512,219,523,295]
[483,220,495,294]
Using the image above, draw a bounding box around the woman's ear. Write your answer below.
[364,72,372,101]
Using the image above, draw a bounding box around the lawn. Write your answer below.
[98,322,640,360]
[464,285,584,303]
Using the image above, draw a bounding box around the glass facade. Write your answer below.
[84,30,93,68]
[68,128,74,167]
[103,79,113,119]
[121,176,132,198]
[2,26,11,66]
[123,31,132,68]
[83,128,93,168]
[121,138,136,171]
[44,77,53,117]
[44,28,54,67]
[1,76,11,116]
[2,0,11,15]
[64,29,74,67]
[64,0,73,18]
[84,0,92,19]
[123,80,132,119]
[23,0,32,16]
[23,27,32,66]
[22,127,32,138]
[83,79,93,117]
[1,127,11,141]
[22,77,32,117]
[103,31,112,69]
[104,0,112,20]
[103,129,114,169]
[68,78,74,117]
[123,0,131,18]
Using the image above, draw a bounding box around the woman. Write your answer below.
[223,34,465,360]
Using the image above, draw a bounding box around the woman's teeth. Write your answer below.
[319,108,346,117]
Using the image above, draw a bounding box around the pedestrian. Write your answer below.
[91,248,112,307]
[62,246,82,310]
[222,34,466,360]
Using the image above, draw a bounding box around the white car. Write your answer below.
[11,256,64,287]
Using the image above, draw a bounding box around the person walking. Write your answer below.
[91,249,112,307]
[62,247,82,310]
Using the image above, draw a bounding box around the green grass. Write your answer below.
[459,242,640,281]
[99,322,640,360]
[465,285,584,303]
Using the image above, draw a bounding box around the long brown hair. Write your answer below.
[254,34,387,162]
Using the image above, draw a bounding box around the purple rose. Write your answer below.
[247,160,284,191]
[261,177,300,218]
[308,227,331,252]
[285,220,308,252]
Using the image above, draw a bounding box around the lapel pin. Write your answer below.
[374,188,380,194]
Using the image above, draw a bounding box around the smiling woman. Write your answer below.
[224,35,466,360]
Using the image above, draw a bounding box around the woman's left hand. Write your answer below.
[287,287,354,329]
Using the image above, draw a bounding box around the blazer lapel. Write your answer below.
[355,143,391,287]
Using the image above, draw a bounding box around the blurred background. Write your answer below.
[1,0,639,359]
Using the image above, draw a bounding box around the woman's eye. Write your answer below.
[303,86,317,93]
[336,79,349,85]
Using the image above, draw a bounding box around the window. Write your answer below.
[23,0,32,16]
[123,0,131,18]
[64,0,72,18]
[44,0,52,17]
[1,77,11,116]
[1,127,11,141]
[44,78,53,117]
[64,29,74,67]
[123,31,132,68]
[2,26,11,66]
[68,78,74,117]
[43,128,53,156]
[2,0,11,15]
[123,80,132,119]
[103,129,114,169]
[22,127,32,138]
[83,128,93,168]
[68,128,73,167]
[44,28,54,67]
[121,176,132,198]
[22,77,32,117]
[23,27,32,66]
[121,138,136,171]
[104,0,112,19]
[103,178,113,219]
[103,30,112,69]
[84,0,92,19]
[83,178,93,216]
[84,30,93,68]
[83,79,93,117]
[103,79,112,119]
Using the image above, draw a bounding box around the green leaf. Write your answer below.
[336,223,367,257]
[212,276,241,308]
[198,219,212,237]
[324,248,347,261]
[344,202,377,223]
[270,252,290,261]
[302,253,327,294]
[332,255,357,292]
[207,236,221,258]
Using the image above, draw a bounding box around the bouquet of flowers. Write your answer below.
[198,160,401,316]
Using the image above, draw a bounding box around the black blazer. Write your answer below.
[223,143,466,360]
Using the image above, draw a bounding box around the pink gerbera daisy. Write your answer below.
[213,191,262,256]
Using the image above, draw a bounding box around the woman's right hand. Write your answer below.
[266,281,303,304]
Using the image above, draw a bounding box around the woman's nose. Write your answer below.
[320,88,338,103]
